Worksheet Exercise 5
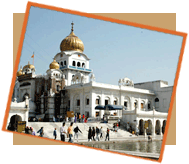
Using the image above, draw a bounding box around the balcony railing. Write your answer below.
[60,65,92,72]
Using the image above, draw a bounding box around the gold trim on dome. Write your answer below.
[49,59,59,69]
[17,66,23,76]
[60,22,84,53]
[23,61,35,70]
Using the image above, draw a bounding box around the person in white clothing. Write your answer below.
[60,122,67,141]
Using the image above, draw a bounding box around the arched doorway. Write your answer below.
[162,120,166,134]
[139,119,144,135]
[23,93,29,101]
[146,119,152,135]
[8,114,22,131]
[155,120,161,135]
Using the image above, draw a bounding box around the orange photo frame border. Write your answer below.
[2,1,187,163]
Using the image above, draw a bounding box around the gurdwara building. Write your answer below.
[9,23,172,135]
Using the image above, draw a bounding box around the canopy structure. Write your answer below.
[105,104,125,110]
[95,104,125,110]
[95,105,105,110]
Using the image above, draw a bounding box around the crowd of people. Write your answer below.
[74,114,88,123]
[87,126,110,141]
[24,122,111,143]
[59,122,82,142]
[25,126,37,136]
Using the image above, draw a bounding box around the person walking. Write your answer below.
[105,128,110,141]
[37,127,44,137]
[135,126,139,136]
[53,116,55,122]
[113,123,115,131]
[67,122,74,143]
[60,122,67,141]
[96,126,100,141]
[25,126,29,134]
[28,127,33,134]
[82,114,85,123]
[118,118,120,127]
[60,116,63,122]
[53,128,57,140]
[31,127,35,136]
[78,114,81,123]
[84,116,88,123]
[74,114,77,123]
[92,127,96,141]
[88,127,92,142]
[74,126,82,142]
[116,123,119,132]
[100,127,103,139]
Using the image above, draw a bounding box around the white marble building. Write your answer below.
[10,23,172,135]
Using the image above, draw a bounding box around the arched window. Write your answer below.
[72,61,76,66]
[96,96,100,105]
[124,96,130,110]
[105,97,110,105]
[23,93,29,101]
[82,63,85,68]
[57,85,60,91]
[148,101,151,110]
[64,60,66,66]
[114,97,118,105]
[124,101,127,107]
[155,98,159,108]
[141,100,145,110]
[77,99,80,106]
[77,62,81,67]
[86,96,90,105]
[134,100,138,109]
[61,61,63,66]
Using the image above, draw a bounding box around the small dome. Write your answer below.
[49,59,59,69]
[60,22,84,53]
[17,66,23,76]
[23,61,35,70]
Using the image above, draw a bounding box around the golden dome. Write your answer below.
[60,22,84,53]
[17,66,23,76]
[49,59,59,69]
[23,61,35,70]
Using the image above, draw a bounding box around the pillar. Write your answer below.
[100,93,105,118]
[138,98,141,113]
[70,94,74,112]
[80,90,84,115]
[91,92,96,117]
[159,121,162,136]
[152,118,156,136]
[131,97,134,111]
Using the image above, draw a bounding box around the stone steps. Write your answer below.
[28,122,133,141]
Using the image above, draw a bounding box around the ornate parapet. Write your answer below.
[71,72,87,85]
[118,77,134,87]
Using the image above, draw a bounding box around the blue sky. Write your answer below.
[19,6,183,86]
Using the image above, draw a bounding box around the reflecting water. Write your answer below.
[83,141,162,154]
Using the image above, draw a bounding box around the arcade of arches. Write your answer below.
[138,119,166,136]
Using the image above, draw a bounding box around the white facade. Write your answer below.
[10,24,171,136]
[54,51,91,86]
[7,97,30,128]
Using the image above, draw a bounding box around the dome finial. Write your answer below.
[71,22,74,32]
